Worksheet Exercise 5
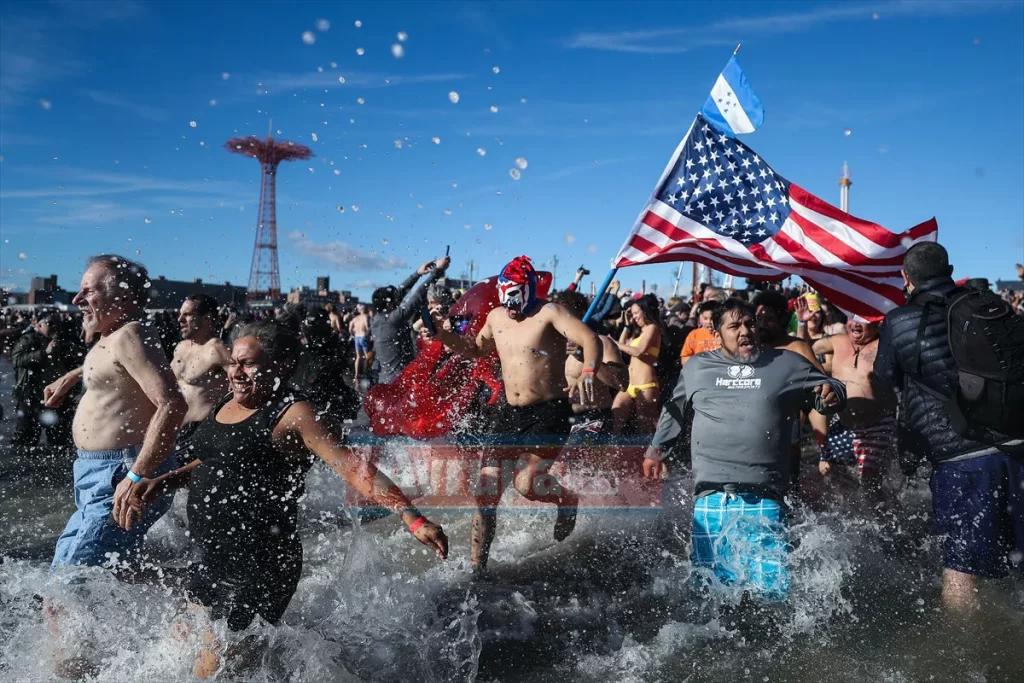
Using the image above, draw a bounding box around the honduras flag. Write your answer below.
[700,55,764,136]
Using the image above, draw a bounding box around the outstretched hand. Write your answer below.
[412,520,448,559]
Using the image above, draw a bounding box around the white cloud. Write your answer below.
[349,279,382,289]
[565,0,1018,54]
[0,167,248,200]
[288,231,409,271]
[256,70,471,93]
[80,89,168,121]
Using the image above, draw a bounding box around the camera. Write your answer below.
[578,266,590,276]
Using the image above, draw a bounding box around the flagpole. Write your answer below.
[583,115,700,323]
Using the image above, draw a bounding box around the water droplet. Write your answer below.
[334,169,341,175]
[17,252,27,260]
[520,98,527,104]
[316,18,330,31]
[431,136,441,144]
[476,147,487,156]
[311,132,319,142]
[354,19,362,27]
[221,72,230,80]
[564,234,575,244]
[302,31,316,45]
[357,97,365,105]
[443,209,452,216]
[391,44,405,59]
[492,66,500,74]
[337,206,345,213]
[509,168,521,180]
[40,99,52,110]
[144,218,152,224]
[356,47,365,56]
[515,157,528,169]
[208,99,217,106]
[381,238,389,244]
[338,76,346,84]
[189,120,197,128]
[397,31,408,42]
[464,223,471,229]
[484,223,493,230]
[452,182,458,188]
[351,205,359,212]
[872,12,880,20]
[394,139,403,149]
[843,128,852,136]
[417,203,424,209]
[489,105,499,113]
[448,91,460,104]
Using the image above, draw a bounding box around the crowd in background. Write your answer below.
[2,262,1022,454]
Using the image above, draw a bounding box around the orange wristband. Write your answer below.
[408,516,426,533]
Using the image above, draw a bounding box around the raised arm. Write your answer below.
[277,401,448,558]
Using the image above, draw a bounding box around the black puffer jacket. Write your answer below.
[875,276,1014,472]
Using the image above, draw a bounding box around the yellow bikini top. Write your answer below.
[629,334,660,356]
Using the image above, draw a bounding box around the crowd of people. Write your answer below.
[1,250,1022,678]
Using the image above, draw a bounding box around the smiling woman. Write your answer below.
[137,319,447,678]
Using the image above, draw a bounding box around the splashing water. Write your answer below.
[515,157,528,170]
[448,91,460,104]
[302,31,316,45]
[509,169,521,180]
[391,44,405,59]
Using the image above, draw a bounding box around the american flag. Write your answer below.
[614,114,938,321]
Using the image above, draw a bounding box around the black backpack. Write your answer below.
[913,288,1024,438]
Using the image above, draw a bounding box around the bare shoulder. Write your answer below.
[781,336,816,362]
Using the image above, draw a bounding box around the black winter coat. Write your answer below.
[875,276,1015,473]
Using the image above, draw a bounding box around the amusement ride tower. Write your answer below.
[224,125,313,301]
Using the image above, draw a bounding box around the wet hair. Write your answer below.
[903,242,952,286]
[551,290,589,318]
[86,254,149,307]
[752,290,789,319]
[372,285,399,313]
[184,293,219,317]
[629,294,662,325]
[427,284,454,309]
[712,299,756,332]
[231,319,301,374]
[697,300,721,317]
[324,303,337,314]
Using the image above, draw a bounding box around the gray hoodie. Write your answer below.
[650,347,846,499]
[370,269,442,384]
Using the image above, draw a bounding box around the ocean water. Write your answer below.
[1,358,1022,682]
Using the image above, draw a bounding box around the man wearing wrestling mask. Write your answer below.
[432,255,603,572]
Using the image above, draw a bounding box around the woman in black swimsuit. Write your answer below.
[140,320,447,678]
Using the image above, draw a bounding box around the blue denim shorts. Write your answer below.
[51,445,177,570]
[691,492,790,600]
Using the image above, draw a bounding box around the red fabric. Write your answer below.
[364,271,552,438]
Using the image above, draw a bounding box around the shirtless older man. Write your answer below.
[434,256,602,571]
[172,294,230,457]
[43,255,187,569]
[812,319,896,487]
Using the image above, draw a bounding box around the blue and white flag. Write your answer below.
[700,55,764,136]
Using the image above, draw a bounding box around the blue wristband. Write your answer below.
[126,470,144,484]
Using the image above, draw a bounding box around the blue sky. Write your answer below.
[2,0,1022,299]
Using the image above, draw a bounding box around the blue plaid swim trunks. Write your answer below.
[691,491,790,600]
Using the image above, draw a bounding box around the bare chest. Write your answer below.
[82,343,125,391]
[490,315,561,363]
[174,344,214,384]
[832,339,878,382]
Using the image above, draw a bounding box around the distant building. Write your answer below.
[438,276,476,292]
[27,274,72,305]
[146,276,247,309]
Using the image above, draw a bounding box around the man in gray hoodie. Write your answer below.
[370,255,450,384]
[644,299,846,599]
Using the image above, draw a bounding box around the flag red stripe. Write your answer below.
[790,185,909,250]
[642,210,727,253]
[625,235,778,275]
[618,249,786,280]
